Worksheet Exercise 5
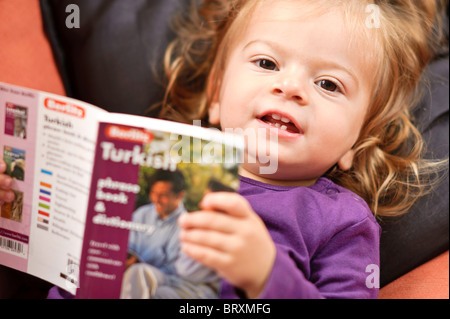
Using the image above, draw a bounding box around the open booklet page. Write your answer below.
[0,83,244,298]
[0,82,106,291]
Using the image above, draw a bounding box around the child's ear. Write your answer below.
[337,149,355,171]
[208,102,220,125]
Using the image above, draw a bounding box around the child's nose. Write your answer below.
[271,73,308,104]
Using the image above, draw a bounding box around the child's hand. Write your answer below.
[0,159,14,204]
[178,192,276,299]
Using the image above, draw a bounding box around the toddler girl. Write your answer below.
[157,0,446,298]
[0,0,446,299]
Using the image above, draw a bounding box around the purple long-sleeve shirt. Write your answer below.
[219,176,381,299]
[48,176,380,299]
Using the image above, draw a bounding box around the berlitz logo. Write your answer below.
[105,125,154,144]
[44,98,85,118]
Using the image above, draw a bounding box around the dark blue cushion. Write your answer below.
[40,0,186,116]
[379,57,449,286]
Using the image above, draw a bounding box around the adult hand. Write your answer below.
[0,159,14,204]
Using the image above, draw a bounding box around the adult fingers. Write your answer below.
[0,173,14,203]
[0,159,6,173]
[0,174,13,189]
[0,189,15,203]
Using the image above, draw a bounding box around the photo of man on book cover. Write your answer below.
[121,168,217,298]
[120,138,240,299]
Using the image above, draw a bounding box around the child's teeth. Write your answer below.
[280,125,287,131]
[271,114,281,120]
[275,123,281,128]
[281,117,290,123]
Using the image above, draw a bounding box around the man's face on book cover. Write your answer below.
[149,181,184,219]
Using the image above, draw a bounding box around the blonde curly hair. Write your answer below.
[152,0,448,217]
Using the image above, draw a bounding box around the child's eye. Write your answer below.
[315,79,341,93]
[255,59,279,71]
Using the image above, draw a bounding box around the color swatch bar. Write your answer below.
[37,170,53,232]
[39,196,50,202]
[41,169,53,176]
[40,189,51,196]
[40,182,52,189]
[39,203,50,210]
[37,217,49,224]
[37,224,48,231]
[38,210,49,217]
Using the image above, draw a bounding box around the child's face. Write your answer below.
[209,0,375,185]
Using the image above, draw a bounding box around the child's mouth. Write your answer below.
[258,113,302,134]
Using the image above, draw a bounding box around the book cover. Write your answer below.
[76,119,242,298]
[0,82,244,298]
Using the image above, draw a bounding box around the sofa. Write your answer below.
[0,0,448,299]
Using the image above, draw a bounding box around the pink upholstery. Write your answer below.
[0,0,65,94]
[378,251,449,299]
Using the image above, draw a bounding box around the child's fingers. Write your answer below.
[181,241,232,272]
[180,227,236,253]
[200,192,253,218]
[178,211,236,234]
